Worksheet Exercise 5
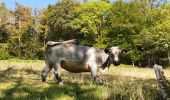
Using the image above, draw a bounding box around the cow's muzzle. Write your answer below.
[113,61,120,66]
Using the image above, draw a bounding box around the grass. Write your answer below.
[0,60,170,100]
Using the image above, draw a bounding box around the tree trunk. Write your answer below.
[43,40,46,47]
[138,62,141,67]
[168,51,170,66]
[18,37,21,57]
[148,58,151,67]
[132,60,134,67]
[19,18,21,30]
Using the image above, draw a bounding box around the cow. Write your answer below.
[41,39,121,84]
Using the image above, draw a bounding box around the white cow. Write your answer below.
[42,40,121,84]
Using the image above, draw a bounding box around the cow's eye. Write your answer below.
[110,54,114,57]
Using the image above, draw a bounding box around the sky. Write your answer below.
[0,0,119,10]
[0,0,169,10]
[0,0,59,10]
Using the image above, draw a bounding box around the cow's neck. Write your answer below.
[102,55,111,69]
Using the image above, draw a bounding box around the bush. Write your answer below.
[159,58,170,67]
[36,47,45,60]
[0,49,10,60]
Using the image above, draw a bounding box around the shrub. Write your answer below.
[0,49,10,60]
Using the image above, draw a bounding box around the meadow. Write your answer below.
[0,60,169,100]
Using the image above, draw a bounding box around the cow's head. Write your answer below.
[104,46,121,66]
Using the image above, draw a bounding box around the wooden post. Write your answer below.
[153,64,168,100]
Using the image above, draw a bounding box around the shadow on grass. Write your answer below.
[0,67,169,100]
[0,67,41,82]
[0,79,99,100]
[3,67,40,75]
[0,68,99,100]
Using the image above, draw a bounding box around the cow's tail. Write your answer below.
[46,39,79,47]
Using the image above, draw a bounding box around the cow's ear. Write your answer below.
[104,48,110,54]
[121,49,127,55]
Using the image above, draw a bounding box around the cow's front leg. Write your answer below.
[54,63,63,84]
[91,67,105,85]
[96,68,104,85]
[90,63,98,84]
[91,72,103,85]
[97,67,109,84]
[41,63,53,82]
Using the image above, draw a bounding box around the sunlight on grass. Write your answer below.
[0,82,16,97]
[0,60,169,100]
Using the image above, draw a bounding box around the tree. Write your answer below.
[133,3,170,66]
[46,0,79,41]
[0,3,11,43]
[0,3,10,26]
[155,5,170,65]
[8,3,37,58]
[107,1,147,65]
[14,3,33,30]
[70,1,111,47]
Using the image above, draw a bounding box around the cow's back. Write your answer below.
[46,44,92,62]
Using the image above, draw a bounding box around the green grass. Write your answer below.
[0,60,169,100]
[0,58,43,63]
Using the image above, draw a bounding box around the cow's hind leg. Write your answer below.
[42,63,53,82]
[53,63,63,84]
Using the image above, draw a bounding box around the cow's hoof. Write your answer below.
[41,74,46,82]
[42,79,46,82]
[98,82,104,85]
[97,80,104,85]
[42,77,46,82]
[41,76,45,82]
[58,81,64,85]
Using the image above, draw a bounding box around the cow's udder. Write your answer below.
[61,60,91,73]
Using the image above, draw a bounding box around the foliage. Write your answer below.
[46,0,79,41]
[0,48,10,60]
[0,3,11,43]
[0,3,10,26]
[69,1,111,47]
[0,0,170,66]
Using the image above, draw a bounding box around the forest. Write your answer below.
[0,0,170,67]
